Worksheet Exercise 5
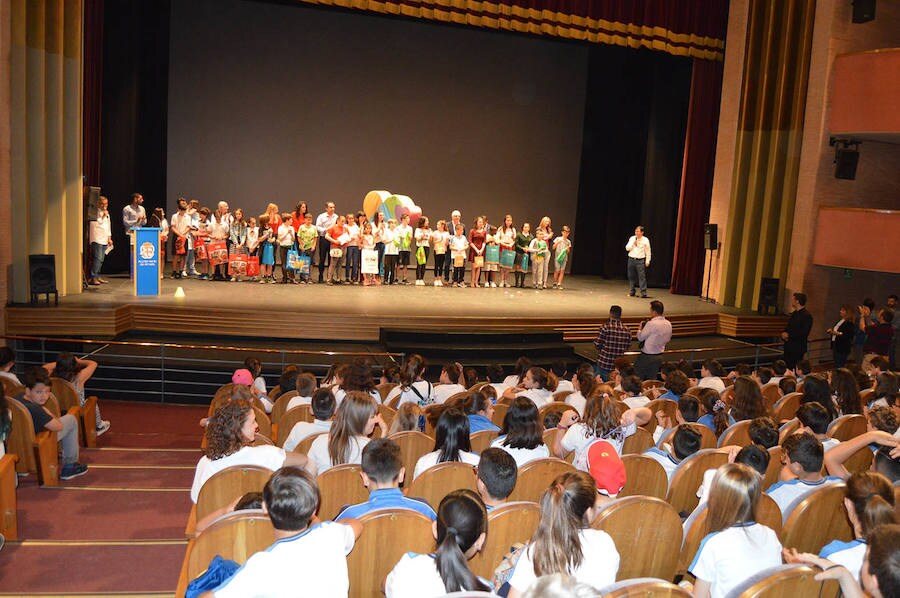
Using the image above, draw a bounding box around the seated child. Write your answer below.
[475,448,518,510]
[749,417,780,449]
[433,363,466,404]
[335,438,436,521]
[796,402,839,451]
[205,467,361,598]
[643,424,702,483]
[286,374,322,411]
[696,443,770,506]
[620,375,649,408]
[767,431,842,513]
[283,388,335,452]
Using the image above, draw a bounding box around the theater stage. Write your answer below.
[5,275,786,342]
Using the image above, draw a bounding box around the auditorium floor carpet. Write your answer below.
[0,400,207,596]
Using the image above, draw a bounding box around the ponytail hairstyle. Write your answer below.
[574,368,596,398]
[243,357,262,380]
[581,393,621,440]
[697,387,730,437]
[527,367,549,390]
[53,352,80,383]
[513,356,532,385]
[706,463,760,534]
[327,391,377,466]
[731,376,767,421]
[434,489,489,593]
[844,471,896,538]
[462,389,492,416]
[434,408,472,464]
[531,471,596,577]
[400,354,427,389]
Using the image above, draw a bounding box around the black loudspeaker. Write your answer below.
[29,254,58,295]
[703,223,718,250]
[84,186,101,221]
[834,148,859,180]
[852,0,875,23]
[758,277,780,315]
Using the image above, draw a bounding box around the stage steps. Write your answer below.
[379,328,579,369]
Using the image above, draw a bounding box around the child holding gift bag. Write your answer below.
[414,217,432,286]
[528,229,550,289]
[497,214,516,288]
[468,216,486,289]
[325,215,348,285]
[483,226,500,288]
[552,226,572,290]
[450,223,469,287]
[431,220,449,287]
[360,220,379,286]
[296,213,317,284]
[257,214,276,283]
[395,214,413,284]
[513,222,533,288]
[277,213,296,284]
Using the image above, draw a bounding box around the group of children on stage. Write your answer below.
[163,200,574,289]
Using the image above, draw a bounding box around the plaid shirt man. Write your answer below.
[594,318,632,371]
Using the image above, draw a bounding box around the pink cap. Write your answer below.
[232,368,254,386]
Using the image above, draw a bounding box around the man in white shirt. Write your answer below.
[88,196,112,285]
[122,193,146,278]
[209,201,232,281]
[634,300,673,381]
[697,359,726,394]
[442,210,464,283]
[625,225,651,298]
[315,202,338,283]
[207,467,361,598]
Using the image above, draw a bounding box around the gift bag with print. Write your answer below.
[474,255,484,268]
[361,249,379,274]
[500,248,515,268]
[296,254,311,275]
[194,238,207,261]
[207,241,228,266]
[246,256,260,278]
[228,253,248,276]
[485,244,500,265]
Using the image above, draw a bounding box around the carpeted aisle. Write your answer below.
[0,401,207,596]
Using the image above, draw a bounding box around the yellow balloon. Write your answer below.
[363,190,391,220]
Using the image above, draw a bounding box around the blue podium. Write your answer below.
[133,227,161,296]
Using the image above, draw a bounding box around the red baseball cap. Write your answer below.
[586,439,626,497]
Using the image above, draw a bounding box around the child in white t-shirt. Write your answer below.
[276,214,296,284]
[528,230,550,289]
[382,219,399,285]
[552,226,572,290]
[449,224,469,287]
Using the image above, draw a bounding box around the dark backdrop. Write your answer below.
[97,0,691,284]
[572,45,691,285]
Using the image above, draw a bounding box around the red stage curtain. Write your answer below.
[83,0,104,187]
[670,58,723,295]
[298,0,728,60]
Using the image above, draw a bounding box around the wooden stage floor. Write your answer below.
[6,275,786,342]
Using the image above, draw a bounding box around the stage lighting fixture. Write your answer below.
[829,137,861,180]
[852,0,875,23]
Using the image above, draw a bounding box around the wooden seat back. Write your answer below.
[470,430,499,454]
[491,403,509,427]
[761,383,782,411]
[718,420,753,448]
[292,432,326,455]
[622,427,655,455]
[196,465,273,523]
[552,389,575,402]
[538,402,571,423]
[666,449,728,516]
[375,382,397,403]
[643,399,679,436]
[389,430,434,486]
[598,578,692,597]
[842,446,874,475]
[317,464,368,521]
[763,446,783,491]
[405,461,477,508]
[6,398,59,485]
[270,390,301,425]
[253,407,272,441]
[591,496,682,581]
[347,508,434,598]
[276,405,313,447]
[774,393,802,422]
[422,404,442,437]
[782,483,852,553]
[642,380,664,391]
[267,385,282,402]
[1,454,19,540]
[469,501,541,579]
[725,564,840,598]
[50,378,96,448]
[679,494,782,573]
[858,388,874,405]
[0,377,23,398]
[508,458,576,503]
[186,510,274,581]
[826,414,867,441]
[620,455,668,499]
[378,404,396,431]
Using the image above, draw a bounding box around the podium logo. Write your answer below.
[140,242,156,260]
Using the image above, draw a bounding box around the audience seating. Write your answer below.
[6,397,59,485]
[253,407,273,441]
[491,403,509,427]
[642,380,664,391]
[666,449,728,516]
[773,393,801,422]
[763,446,783,491]
[422,404,442,436]
[542,428,574,463]
[376,382,397,403]
[389,431,434,484]
[270,390,301,426]
[620,455,668,500]
[826,414,866,441]
[642,400,678,436]
[469,501,541,579]
[470,430,499,454]
[378,404,396,430]
[346,508,434,598]
[187,465,274,538]
[292,431,326,455]
[679,494,782,574]
[179,510,274,595]
[718,420,752,448]
[50,378,98,448]
[778,419,800,442]
[688,423,718,449]
[598,578,691,597]
[538,402,571,423]
[405,461,478,512]
[858,388,873,405]
[760,383,782,412]
[724,564,840,598]
[251,433,274,446]
[683,386,703,398]
[267,384,282,401]
[0,376,23,398]
[318,464,369,521]
[275,405,313,447]
[781,483,852,553]
[622,427,655,455]
[468,381,490,393]
[841,446,874,475]
[592,496,682,581]
[552,389,574,402]
[0,454,18,540]
[507,458,575,503]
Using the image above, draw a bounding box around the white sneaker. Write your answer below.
[415,279,425,286]
[96,420,111,436]
[490,282,497,288]
[484,282,490,288]
[434,279,442,286]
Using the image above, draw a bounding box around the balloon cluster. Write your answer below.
[362,190,422,227]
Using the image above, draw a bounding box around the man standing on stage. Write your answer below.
[88,196,112,286]
[122,193,146,277]
[594,305,631,382]
[442,210,464,283]
[635,300,672,381]
[781,292,813,369]
[625,225,651,298]
[315,202,338,283]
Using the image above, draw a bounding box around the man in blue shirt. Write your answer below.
[335,438,436,521]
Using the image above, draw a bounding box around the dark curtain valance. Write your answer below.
[299,0,727,60]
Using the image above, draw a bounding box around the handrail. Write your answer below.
[0,334,403,360]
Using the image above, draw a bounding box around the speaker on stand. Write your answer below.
[700,224,717,303]
[29,254,59,305]
[758,277,780,315]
